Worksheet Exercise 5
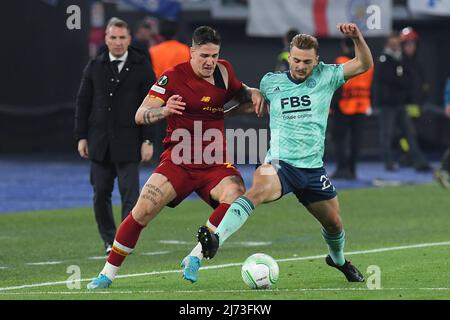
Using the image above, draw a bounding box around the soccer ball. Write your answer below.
[241,253,279,289]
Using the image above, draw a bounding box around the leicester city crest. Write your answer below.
[306,78,317,89]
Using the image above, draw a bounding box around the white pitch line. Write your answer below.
[87,256,108,260]
[25,261,63,266]
[1,287,450,296]
[276,241,450,263]
[140,251,171,256]
[158,240,272,247]
[159,240,192,245]
[1,240,449,292]
[236,241,272,247]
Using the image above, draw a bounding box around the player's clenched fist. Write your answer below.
[163,94,186,116]
[337,23,362,39]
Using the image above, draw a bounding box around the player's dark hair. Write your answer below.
[159,19,179,40]
[290,34,319,54]
[286,29,299,44]
[192,26,221,46]
[106,17,130,34]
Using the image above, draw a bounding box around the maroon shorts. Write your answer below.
[153,160,243,208]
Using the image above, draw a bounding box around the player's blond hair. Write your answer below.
[290,34,319,54]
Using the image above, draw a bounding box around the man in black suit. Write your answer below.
[75,17,156,254]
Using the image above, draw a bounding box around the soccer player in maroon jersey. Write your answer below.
[87,26,264,289]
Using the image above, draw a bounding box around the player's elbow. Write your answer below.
[355,63,372,77]
[357,61,372,74]
[135,109,144,125]
[365,57,374,70]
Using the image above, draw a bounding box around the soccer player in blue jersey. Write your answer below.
[192,23,373,283]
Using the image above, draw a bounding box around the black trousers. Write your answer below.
[332,112,366,175]
[441,148,450,172]
[379,107,428,168]
[90,160,140,245]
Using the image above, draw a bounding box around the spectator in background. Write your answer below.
[149,19,190,78]
[373,32,430,172]
[331,38,374,180]
[275,28,299,72]
[149,19,190,162]
[130,19,154,64]
[401,27,429,109]
[435,77,450,189]
[397,26,430,167]
[75,18,156,254]
[145,17,164,47]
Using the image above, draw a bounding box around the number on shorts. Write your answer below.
[320,175,331,190]
[224,162,236,169]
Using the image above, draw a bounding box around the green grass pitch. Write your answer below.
[0,183,449,300]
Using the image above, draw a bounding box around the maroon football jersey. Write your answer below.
[148,59,242,168]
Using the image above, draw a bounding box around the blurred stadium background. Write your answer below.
[0,0,450,301]
[1,0,449,157]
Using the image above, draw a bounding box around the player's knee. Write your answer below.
[132,198,160,226]
[323,214,343,234]
[246,184,269,205]
[219,184,245,203]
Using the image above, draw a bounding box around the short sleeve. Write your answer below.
[148,72,175,103]
[327,63,346,91]
[219,59,242,96]
[259,73,271,103]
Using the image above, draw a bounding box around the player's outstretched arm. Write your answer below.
[247,85,266,118]
[135,94,186,125]
[225,84,265,117]
[338,23,374,81]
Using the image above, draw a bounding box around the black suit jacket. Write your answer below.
[373,53,410,108]
[75,47,156,163]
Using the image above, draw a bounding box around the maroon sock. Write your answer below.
[107,213,144,267]
[208,203,230,228]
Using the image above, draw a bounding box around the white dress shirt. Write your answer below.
[109,51,128,73]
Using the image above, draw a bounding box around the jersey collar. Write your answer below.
[286,71,306,85]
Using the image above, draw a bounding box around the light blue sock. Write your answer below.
[215,196,255,246]
[321,229,346,266]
